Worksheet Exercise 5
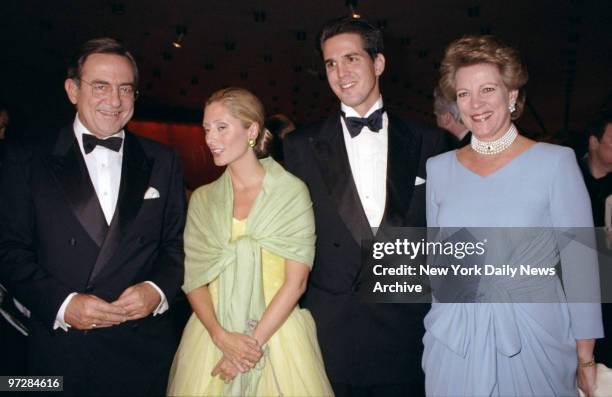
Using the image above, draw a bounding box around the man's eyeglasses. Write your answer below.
[79,79,139,100]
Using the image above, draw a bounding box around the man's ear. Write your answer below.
[589,135,599,151]
[374,53,385,77]
[439,113,452,129]
[65,79,79,105]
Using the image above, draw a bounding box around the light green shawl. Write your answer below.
[182,157,315,396]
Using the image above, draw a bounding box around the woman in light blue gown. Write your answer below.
[423,35,603,396]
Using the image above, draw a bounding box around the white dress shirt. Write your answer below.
[74,117,124,224]
[457,129,470,141]
[54,115,167,331]
[341,97,388,228]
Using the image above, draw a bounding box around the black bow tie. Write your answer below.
[341,107,385,138]
[83,134,123,154]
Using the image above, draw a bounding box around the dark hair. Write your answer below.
[265,114,295,162]
[439,35,528,120]
[206,87,273,159]
[67,37,139,85]
[318,16,383,60]
[587,111,612,140]
[265,114,295,138]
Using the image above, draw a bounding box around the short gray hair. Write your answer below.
[433,87,460,121]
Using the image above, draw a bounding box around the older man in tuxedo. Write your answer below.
[0,38,186,395]
[284,17,450,397]
[433,87,471,148]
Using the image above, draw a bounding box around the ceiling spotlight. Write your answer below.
[172,35,183,48]
[346,0,360,18]
[172,25,187,48]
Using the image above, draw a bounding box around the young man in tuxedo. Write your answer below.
[0,38,186,395]
[284,17,450,397]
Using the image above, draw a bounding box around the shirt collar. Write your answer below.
[73,114,125,155]
[458,129,470,140]
[340,96,384,118]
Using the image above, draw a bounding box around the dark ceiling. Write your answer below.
[2,0,611,140]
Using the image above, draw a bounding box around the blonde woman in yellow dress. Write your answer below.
[167,87,333,396]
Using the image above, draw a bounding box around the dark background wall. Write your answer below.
[1,0,611,142]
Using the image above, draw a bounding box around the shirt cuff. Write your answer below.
[144,281,168,315]
[54,292,77,332]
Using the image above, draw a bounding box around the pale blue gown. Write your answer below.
[423,143,604,396]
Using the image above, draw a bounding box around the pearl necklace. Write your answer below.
[471,123,518,155]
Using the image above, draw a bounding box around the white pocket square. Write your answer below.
[144,187,160,200]
[415,176,426,186]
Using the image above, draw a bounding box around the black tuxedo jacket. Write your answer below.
[0,126,186,395]
[457,131,471,148]
[284,112,450,386]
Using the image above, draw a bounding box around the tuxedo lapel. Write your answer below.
[88,132,151,283]
[310,115,372,245]
[47,127,108,248]
[380,114,421,228]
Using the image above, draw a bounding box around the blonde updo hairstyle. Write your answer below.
[205,87,273,158]
[439,35,528,120]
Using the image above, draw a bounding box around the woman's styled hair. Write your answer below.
[206,87,273,158]
[439,35,528,120]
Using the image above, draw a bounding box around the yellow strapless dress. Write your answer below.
[167,218,333,396]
